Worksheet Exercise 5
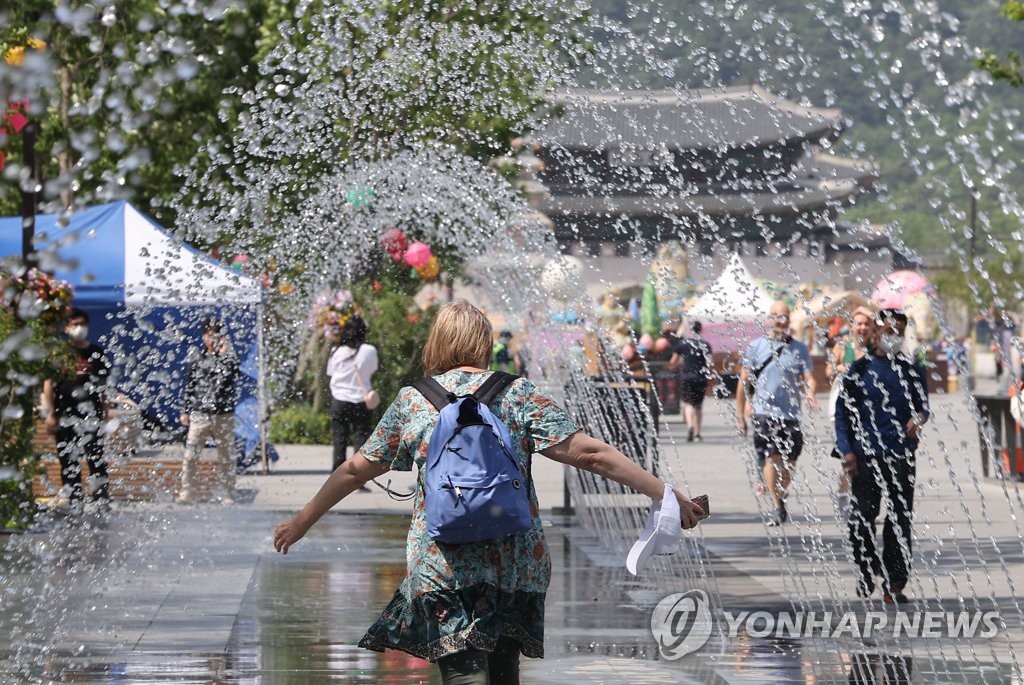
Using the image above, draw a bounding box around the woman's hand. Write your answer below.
[274,516,311,554]
[273,454,391,555]
[675,490,704,529]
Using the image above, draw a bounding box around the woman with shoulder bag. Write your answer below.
[327,315,379,473]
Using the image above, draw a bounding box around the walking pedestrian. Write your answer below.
[274,299,704,684]
[736,300,818,527]
[41,308,112,509]
[827,306,875,502]
[326,315,378,474]
[490,329,518,374]
[178,318,240,504]
[836,309,929,604]
[668,320,712,442]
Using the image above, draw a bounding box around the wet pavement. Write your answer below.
[1,384,1022,683]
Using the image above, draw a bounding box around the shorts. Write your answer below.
[679,378,708,408]
[752,414,804,467]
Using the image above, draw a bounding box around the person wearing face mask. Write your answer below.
[41,308,112,509]
[835,308,929,604]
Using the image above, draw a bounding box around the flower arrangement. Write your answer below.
[0,268,75,328]
[309,290,359,340]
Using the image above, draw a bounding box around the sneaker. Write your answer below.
[766,505,787,527]
[883,591,910,605]
[222,497,237,506]
[686,428,694,443]
[177,494,194,505]
[694,434,703,442]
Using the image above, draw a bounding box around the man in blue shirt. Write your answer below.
[836,309,929,604]
[736,300,818,527]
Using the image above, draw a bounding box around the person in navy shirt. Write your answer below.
[736,300,818,527]
[42,308,112,508]
[836,309,929,604]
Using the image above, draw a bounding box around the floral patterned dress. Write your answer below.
[357,369,578,661]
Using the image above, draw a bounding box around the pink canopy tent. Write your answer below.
[871,270,933,309]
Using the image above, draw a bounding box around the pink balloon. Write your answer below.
[654,337,670,353]
[639,333,654,349]
[622,344,635,361]
[403,241,433,268]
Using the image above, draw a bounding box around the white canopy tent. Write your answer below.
[685,253,774,353]
[686,253,775,322]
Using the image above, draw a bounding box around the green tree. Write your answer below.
[932,251,1024,313]
[0,1,280,227]
[977,1,1024,86]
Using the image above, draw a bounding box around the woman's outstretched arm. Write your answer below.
[540,432,704,528]
[274,454,391,554]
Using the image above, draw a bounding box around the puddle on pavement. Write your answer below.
[1,513,1018,683]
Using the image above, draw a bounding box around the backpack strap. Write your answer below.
[474,371,518,407]
[412,377,456,411]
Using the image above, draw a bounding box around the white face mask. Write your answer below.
[67,325,88,342]
[877,334,903,356]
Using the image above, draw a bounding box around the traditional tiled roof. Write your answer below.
[536,86,844,150]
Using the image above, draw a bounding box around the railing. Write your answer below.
[976,395,1024,481]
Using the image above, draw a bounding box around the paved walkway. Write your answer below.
[0,383,1021,683]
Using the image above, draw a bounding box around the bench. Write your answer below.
[30,418,227,501]
[32,453,224,501]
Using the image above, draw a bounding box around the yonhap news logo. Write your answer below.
[650,590,715,660]
[651,592,1002,659]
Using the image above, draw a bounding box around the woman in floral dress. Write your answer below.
[274,299,703,685]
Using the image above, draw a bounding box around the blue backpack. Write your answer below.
[413,372,533,544]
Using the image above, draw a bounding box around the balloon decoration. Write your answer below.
[653,337,670,354]
[379,227,408,263]
[622,344,635,361]
[230,254,249,273]
[403,241,433,269]
[415,255,440,281]
[540,256,584,302]
[345,186,375,208]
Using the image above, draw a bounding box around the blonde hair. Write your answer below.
[851,305,877,322]
[422,299,494,375]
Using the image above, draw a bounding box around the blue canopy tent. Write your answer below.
[0,201,274,470]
